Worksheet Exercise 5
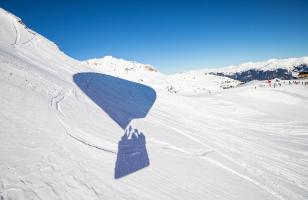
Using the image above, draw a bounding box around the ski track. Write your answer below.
[50,88,117,154]
[21,34,36,45]
[161,122,285,200]
[148,95,308,200]
[202,157,286,200]
[56,116,116,154]
[12,21,20,46]
[50,89,72,116]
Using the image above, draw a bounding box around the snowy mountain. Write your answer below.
[1,7,308,200]
[208,57,308,82]
[83,56,241,95]
[83,56,163,83]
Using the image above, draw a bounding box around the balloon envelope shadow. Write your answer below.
[73,72,156,179]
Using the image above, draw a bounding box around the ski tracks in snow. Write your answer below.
[50,88,117,154]
[149,120,287,200]
[50,89,72,116]
[56,116,116,154]
[11,19,36,46]
[12,21,20,46]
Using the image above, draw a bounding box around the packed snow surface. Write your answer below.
[1,8,308,200]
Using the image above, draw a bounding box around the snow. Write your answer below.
[83,57,241,95]
[84,56,163,83]
[206,57,308,74]
[151,71,241,95]
[1,7,308,200]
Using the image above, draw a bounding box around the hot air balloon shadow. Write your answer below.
[73,72,156,179]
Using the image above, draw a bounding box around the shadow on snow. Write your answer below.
[114,125,149,179]
[73,72,156,179]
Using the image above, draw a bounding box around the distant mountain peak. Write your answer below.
[86,55,158,72]
[207,56,308,82]
[86,56,158,72]
[83,56,161,83]
[212,56,308,73]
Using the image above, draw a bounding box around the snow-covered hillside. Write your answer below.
[84,56,163,83]
[207,57,308,82]
[152,70,241,95]
[1,7,308,200]
[83,57,241,95]
[211,57,308,73]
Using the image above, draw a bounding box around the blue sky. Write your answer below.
[1,0,308,73]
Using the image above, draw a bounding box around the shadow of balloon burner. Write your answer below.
[115,125,149,179]
[73,72,156,179]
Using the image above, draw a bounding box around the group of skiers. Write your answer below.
[266,79,282,88]
[286,80,308,86]
[254,79,308,89]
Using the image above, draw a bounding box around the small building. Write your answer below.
[298,72,308,79]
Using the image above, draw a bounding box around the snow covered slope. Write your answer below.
[152,70,241,95]
[1,7,308,200]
